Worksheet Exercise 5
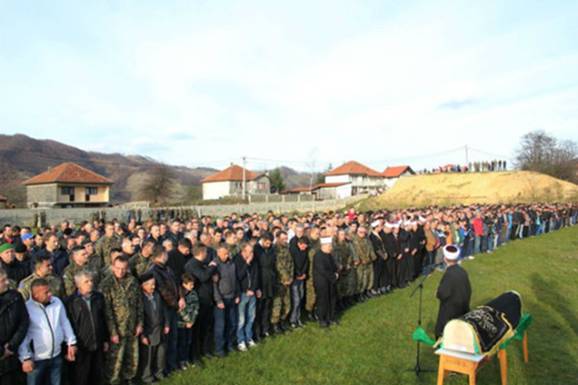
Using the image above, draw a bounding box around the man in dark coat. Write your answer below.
[383,223,401,289]
[254,232,276,339]
[435,245,472,338]
[313,237,338,328]
[369,221,387,294]
[65,270,108,385]
[184,246,217,361]
[0,267,29,385]
[148,246,182,374]
[0,244,29,285]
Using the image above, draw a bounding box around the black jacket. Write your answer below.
[313,250,338,285]
[369,232,386,260]
[65,291,108,352]
[0,289,29,374]
[234,254,260,293]
[384,233,401,258]
[184,257,217,306]
[149,263,179,309]
[0,260,29,284]
[254,243,277,298]
[142,291,168,346]
[435,264,472,338]
[289,237,309,277]
[167,249,188,285]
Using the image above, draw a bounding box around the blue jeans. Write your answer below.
[27,355,62,385]
[290,280,305,324]
[486,234,495,252]
[474,236,481,254]
[214,298,237,354]
[177,327,193,364]
[237,293,256,344]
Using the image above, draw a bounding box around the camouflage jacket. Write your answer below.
[351,236,377,265]
[99,274,143,337]
[62,262,100,297]
[94,235,121,265]
[274,244,294,286]
[333,240,355,272]
[177,289,200,328]
[307,238,321,276]
[18,273,64,300]
[129,252,153,278]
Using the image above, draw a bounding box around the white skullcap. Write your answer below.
[320,237,333,245]
[443,244,460,261]
[371,220,380,228]
[385,222,395,229]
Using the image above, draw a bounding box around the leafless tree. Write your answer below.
[515,130,577,182]
[139,163,177,205]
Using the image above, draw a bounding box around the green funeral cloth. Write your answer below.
[412,326,436,347]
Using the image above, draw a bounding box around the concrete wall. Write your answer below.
[203,181,231,200]
[0,195,366,227]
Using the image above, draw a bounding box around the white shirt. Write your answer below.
[18,296,76,362]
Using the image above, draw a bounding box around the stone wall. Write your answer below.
[26,184,58,208]
[0,195,365,227]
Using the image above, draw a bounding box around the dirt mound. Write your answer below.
[357,171,578,210]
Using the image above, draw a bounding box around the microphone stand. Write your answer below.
[408,262,441,376]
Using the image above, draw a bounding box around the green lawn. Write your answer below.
[163,227,578,385]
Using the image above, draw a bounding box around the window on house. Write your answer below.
[85,186,98,195]
[61,186,74,195]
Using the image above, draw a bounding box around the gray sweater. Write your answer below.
[213,258,239,303]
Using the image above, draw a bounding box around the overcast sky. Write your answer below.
[1,0,577,172]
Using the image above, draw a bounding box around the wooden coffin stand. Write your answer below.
[435,313,531,385]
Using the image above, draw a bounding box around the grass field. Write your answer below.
[357,171,578,210]
[162,226,578,385]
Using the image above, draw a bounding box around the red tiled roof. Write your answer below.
[325,161,382,177]
[202,164,262,183]
[383,165,414,178]
[23,162,113,186]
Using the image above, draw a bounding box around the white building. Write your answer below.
[324,161,384,195]
[382,165,415,189]
[201,164,270,200]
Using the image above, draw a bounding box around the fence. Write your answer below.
[0,195,365,227]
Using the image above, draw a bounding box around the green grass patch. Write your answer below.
[162,227,578,385]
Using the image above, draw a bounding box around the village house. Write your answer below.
[382,165,416,189]
[284,161,416,200]
[23,162,113,208]
[201,164,270,200]
[324,161,384,195]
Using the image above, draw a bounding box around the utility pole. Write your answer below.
[242,156,247,200]
[465,145,469,165]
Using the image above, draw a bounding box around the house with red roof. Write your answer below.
[201,164,270,200]
[23,162,113,208]
[382,165,415,188]
[324,161,384,195]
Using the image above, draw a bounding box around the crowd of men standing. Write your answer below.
[0,202,576,385]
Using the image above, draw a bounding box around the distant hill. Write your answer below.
[356,171,578,210]
[0,134,313,207]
